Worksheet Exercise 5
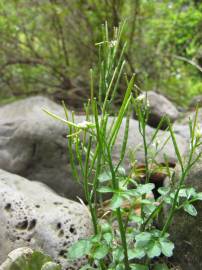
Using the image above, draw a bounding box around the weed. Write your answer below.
[45,23,202,270]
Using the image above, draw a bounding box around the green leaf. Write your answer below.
[130,214,143,224]
[164,196,173,205]
[115,264,125,270]
[100,222,111,233]
[103,232,112,244]
[143,204,156,216]
[126,189,138,197]
[68,239,92,260]
[97,186,113,193]
[112,247,124,262]
[128,248,145,259]
[179,188,196,199]
[159,239,174,257]
[141,199,154,204]
[153,263,169,270]
[110,193,124,209]
[98,171,112,182]
[195,192,202,201]
[158,187,170,195]
[135,232,152,248]
[91,234,101,243]
[146,241,161,258]
[136,183,155,195]
[10,251,52,270]
[183,203,197,216]
[93,244,109,259]
[130,264,149,270]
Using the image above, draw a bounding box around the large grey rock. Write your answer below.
[189,94,202,109]
[0,96,188,198]
[173,108,202,141]
[0,96,83,199]
[0,169,92,270]
[144,91,179,129]
[164,161,202,270]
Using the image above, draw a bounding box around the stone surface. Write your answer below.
[163,162,202,270]
[0,96,188,198]
[0,170,92,270]
[173,108,202,141]
[0,96,84,199]
[144,91,179,129]
[189,94,202,108]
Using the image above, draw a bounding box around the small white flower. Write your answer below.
[109,40,117,48]
[136,93,150,107]
[136,93,146,101]
[77,121,95,129]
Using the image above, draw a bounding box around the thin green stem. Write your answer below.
[84,136,98,235]
[106,144,130,270]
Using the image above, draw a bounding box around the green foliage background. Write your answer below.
[0,0,201,107]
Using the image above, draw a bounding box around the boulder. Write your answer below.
[0,96,188,198]
[142,91,179,129]
[0,96,84,199]
[163,161,202,270]
[0,169,92,270]
[189,94,202,109]
[173,108,202,141]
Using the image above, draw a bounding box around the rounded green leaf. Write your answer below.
[98,171,112,182]
[103,232,112,244]
[68,239,92,260]
[110,193,123,209]
[159,239,174,257]
[100,222,111,233]
[128,248,145,259]
[158,187,170,196]
[112,247,124,262]
[93,244,109,260]
[135,232,152,248]
[146,241,161,258]
[136,183,155,195]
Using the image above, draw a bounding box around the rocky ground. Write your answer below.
[0,93,201,270]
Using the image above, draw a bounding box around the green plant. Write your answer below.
[45,23,202,270]
[3,249,61,270]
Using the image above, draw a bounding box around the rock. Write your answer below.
[0,96,188,198]
[163,162,202,270]
[0,169,92,269]
[173,108,202,141]
[111,116,187,166]
[0,96,84,199]
[142,91,179,129]
[189,95,202,109]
